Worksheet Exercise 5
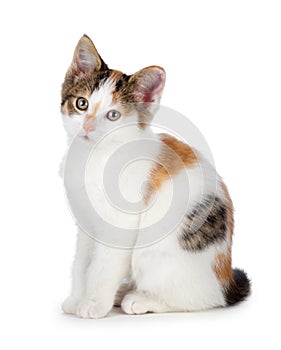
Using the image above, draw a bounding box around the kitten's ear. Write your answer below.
[69,35,107,74]
[129,66,166,105]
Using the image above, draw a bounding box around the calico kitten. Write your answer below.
[61,35,250,318]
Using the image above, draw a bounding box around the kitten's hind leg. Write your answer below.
[121,291,172,315]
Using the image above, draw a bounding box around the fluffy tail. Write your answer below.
[225,268,251,305]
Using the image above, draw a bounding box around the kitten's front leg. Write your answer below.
[76,245,131,319]
[62,229,94,314]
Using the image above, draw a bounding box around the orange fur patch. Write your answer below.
[214,250,234,289]
[85,101,101,121]
[213,181,235,288]
[110,70,123,82]
[145,134,197,201]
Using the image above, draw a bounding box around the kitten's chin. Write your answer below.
[78,131,96,143]
[79,134,94,143]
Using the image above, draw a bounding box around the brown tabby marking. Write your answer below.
[61,64,163,129]
[112,75,128,104]
[61,70,113,116]
[179,196,228,251]
[112,67,165,128]
[145,134,197,201]
[61,69,131,116]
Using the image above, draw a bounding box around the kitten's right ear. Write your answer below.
[68,35,107,74]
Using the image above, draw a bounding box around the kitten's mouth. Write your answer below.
[79,134,92,143]
[79,130,95,142]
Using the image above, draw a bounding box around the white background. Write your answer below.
[1,0,280,349]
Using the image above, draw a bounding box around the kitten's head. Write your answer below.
[61,35,165,141]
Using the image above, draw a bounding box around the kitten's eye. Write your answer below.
[76,97,89,111]
[106,110,121,121]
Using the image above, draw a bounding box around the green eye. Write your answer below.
[106,110,121,121]
[76,97,89,111]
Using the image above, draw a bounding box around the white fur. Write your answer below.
[130,228,227,312]
[127,160,227,313]
[62,83,229,318]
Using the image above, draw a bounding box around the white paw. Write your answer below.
[121,294,149,315]
[114,281,135,306]
[62,296,79,314]
[76,299,111,319]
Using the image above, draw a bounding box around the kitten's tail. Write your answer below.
[225,268,251,305]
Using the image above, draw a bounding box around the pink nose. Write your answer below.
[83,120,95,133]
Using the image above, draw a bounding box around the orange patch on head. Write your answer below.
[110,70,123,82]
[85,101,101,121]
[145,134,198,201]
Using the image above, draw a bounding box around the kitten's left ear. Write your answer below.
[129,66,166,106]
[69,35,107,74]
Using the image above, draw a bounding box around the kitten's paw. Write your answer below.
[62,296,79,314]
[76,299,111,319]
[121,294,149,315]
[114,281,135,307]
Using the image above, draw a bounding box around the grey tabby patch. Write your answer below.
[179,196,227,252]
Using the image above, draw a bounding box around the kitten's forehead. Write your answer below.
[90,71,123,111]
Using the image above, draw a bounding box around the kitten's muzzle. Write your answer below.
[83,119,95,133]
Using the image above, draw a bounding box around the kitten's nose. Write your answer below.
[83,120,95,133]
